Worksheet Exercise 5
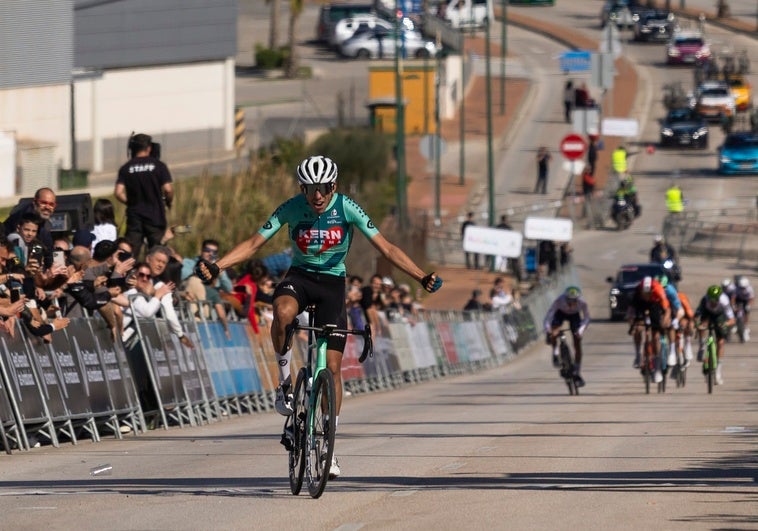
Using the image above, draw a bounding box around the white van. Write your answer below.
[442,0,493,29]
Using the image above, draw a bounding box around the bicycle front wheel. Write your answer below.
[306,370,336,499]
[289,368,307,495]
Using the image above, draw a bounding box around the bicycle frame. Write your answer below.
[556,329,578,396]
[701,321,719,394]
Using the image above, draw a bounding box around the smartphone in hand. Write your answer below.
[53,250,67,269]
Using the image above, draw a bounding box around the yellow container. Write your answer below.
[367,62,436,135]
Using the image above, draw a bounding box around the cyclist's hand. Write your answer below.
[194,258,219,285]
[421,272,442,293]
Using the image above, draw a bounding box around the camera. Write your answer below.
[128,132,161,160]
[117,250,132,262]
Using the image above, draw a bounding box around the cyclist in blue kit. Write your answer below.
[196,155,442,477]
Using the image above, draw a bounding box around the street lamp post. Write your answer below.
[499,0,506,115]
[459,39,466,186]
[485,19,494,227]
[395,0,407,229]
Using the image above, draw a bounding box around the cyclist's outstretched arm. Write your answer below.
[217,232,268,272]
[368,233,437,289]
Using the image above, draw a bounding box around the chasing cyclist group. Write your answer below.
[545,235,754,388]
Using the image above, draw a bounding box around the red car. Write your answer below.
[666,31,711,65]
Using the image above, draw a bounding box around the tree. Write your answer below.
[284,0,303,78]
[267,0,280,49]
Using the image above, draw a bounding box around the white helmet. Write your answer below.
[296,155,338,185]
[738,276,750,288]
[721,278,732,288]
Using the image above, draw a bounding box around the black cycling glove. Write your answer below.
[194,258,219,285]
[421,273,443,293]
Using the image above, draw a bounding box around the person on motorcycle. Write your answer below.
[734,276,755,340]
[650,234,678,264]
[543,286,590,387]
[694,285,736,386]
[627,276,671,383]
[655,275,685,368]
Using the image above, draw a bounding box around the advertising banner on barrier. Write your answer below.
[136,319,182,409]
[0,333,47,423]
[483,317,511,359]
[407,322,437,368]
[26,334,68,420]
[386,322,417,372]
[341,333,365,381]
[221,322,262,395]
[434,322,459,364]
[49,329,97,416]
[196,320,237,399]
[455,321,491,361]
[89,319,137,413]
[64,320,114,414]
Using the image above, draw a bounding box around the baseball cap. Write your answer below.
[72,229,96,248]
[381,276,394,287]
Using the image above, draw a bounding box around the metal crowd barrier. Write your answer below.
[0,269,574,453]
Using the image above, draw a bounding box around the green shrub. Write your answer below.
[309,128,392,191]
[254,44,291,69]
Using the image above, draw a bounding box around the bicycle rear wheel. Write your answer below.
[306,370,336,499]
[288,368,307,495]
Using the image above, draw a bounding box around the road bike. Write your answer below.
[670,327,687,389]
[556,329,580,395]
[281,306,372,498]
[698,321,719,394]
[632,316,666,394]
[734,302,747,343]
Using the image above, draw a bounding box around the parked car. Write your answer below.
[339,27,439,59]
[606,263,673,321]
[725,73,752,112]
[718,132,758,174]
[659,107,709,149]
[316,3,375,43]
[691,80,736,122]
[666,30,711,65]
[329,16,398,49]
[633,9,676,42]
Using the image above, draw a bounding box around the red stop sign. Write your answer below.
[559,134,587,160]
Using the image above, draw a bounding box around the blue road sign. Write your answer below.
[559,50,592,73]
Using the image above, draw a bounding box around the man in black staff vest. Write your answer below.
[114,133,174,259]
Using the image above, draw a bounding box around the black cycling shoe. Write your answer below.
[573,373,586,388]
[552,354,560,368]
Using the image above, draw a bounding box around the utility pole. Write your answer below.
[459,38,466,186]
[485,18,494,227]
[394,0,407,229]
[499,0,507,115]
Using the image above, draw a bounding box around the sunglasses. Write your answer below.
[36,199,56,208]
[137,272,152,280]
[202,247,218,255]
[301,183,334,197]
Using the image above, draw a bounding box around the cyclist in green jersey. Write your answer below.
[197,156,442,477]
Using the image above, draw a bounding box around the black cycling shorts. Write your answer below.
[273,267,347,352]
[550,310,581,333]
[634,304,666,333]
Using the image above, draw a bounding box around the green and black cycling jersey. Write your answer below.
[258,193,379,277]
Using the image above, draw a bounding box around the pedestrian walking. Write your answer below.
[460,212,480,270]
[563,80,574,123]
[587,136,597,176]
[535,147,551,194]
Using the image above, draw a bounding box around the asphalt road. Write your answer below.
[0,3,755,529]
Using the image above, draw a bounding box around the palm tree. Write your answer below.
[267,0,280,49]
[284,0,303,78]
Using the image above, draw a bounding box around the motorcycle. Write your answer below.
[662,258,682,284]
[611,196,635,230]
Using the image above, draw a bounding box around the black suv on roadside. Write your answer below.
[606,263,672,321]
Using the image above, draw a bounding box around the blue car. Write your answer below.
[718,132,758,174]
